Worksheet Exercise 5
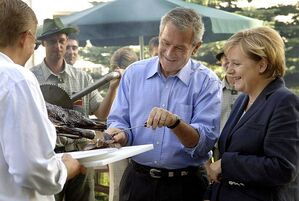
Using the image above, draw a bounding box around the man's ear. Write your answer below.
[192,42,201,55]
[19,31,27,48]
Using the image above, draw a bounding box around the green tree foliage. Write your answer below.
[79,45,120,68]
[236,4,299,72]
[187,0,299,93]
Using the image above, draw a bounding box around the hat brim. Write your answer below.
[216,52,224,61]
[37,27,77,40]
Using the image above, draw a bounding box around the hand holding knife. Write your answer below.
[103,122,147,141]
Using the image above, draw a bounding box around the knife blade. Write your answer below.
[103,122,147,141]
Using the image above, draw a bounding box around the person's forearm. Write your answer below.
[94,85,118,120]
[171,120,200,148]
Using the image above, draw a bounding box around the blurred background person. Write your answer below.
[216,52,240,132]
[148,36,159,57]
[211,52,240,161]
[106,46,138,110]
[208,26,299,201]
[64,33,79,65]
[110,46,138,70]
[0,0,81,200]
[108,46,138,201]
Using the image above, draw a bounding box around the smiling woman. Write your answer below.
[207,26,299,201]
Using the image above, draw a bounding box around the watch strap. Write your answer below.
[167,116,181,129]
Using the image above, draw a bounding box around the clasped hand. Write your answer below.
[205,159,222,183]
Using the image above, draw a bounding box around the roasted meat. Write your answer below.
[46,102,106,130]
[46,102,120,150]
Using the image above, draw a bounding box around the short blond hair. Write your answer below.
[224,26,286,78]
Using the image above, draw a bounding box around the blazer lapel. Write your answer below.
[219,96,247,153]
[232,96,264,131]
[232,78,284,133]
[220,78,285,153]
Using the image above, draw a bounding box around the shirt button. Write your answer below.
[156,141,159,145]
[154,161,158,164]
[162,104,165,107]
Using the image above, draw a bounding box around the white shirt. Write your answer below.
[0,52,67,201]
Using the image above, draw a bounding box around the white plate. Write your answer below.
[56,144,154,168]
[56,148,117,160]
[83,144,154,168]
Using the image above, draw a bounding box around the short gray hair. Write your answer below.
[159,7,205,44]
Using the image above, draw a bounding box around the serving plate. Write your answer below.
[56,144,153,168]
[56,148,117,160]
[83,144,154,168]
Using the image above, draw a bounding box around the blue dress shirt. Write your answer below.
[108,57,222,169]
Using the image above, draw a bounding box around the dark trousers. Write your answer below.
[119,161,208,201]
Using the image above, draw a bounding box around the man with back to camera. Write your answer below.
[0,0,82,200]
[105,7,222,201]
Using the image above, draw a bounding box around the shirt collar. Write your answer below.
[146,57,160,79]
[176,59,193,86]
[0,52,14,64]
[146,58,193,86]
[41,59,73,80]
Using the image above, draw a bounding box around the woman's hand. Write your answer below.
[209,159,222,183]
[204,160,213,183]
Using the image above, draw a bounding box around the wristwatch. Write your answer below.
[167,116,181,129]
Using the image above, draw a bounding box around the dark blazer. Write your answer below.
[210,78,299,201]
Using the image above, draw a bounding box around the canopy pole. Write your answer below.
[139,35,144,60]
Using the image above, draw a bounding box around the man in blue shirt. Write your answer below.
[106,7,222,201]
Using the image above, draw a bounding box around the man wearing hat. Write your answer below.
[212,52,240,160]
[30,17,119,201]
[205,52,240,184]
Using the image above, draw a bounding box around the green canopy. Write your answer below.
[60,0,263,57]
